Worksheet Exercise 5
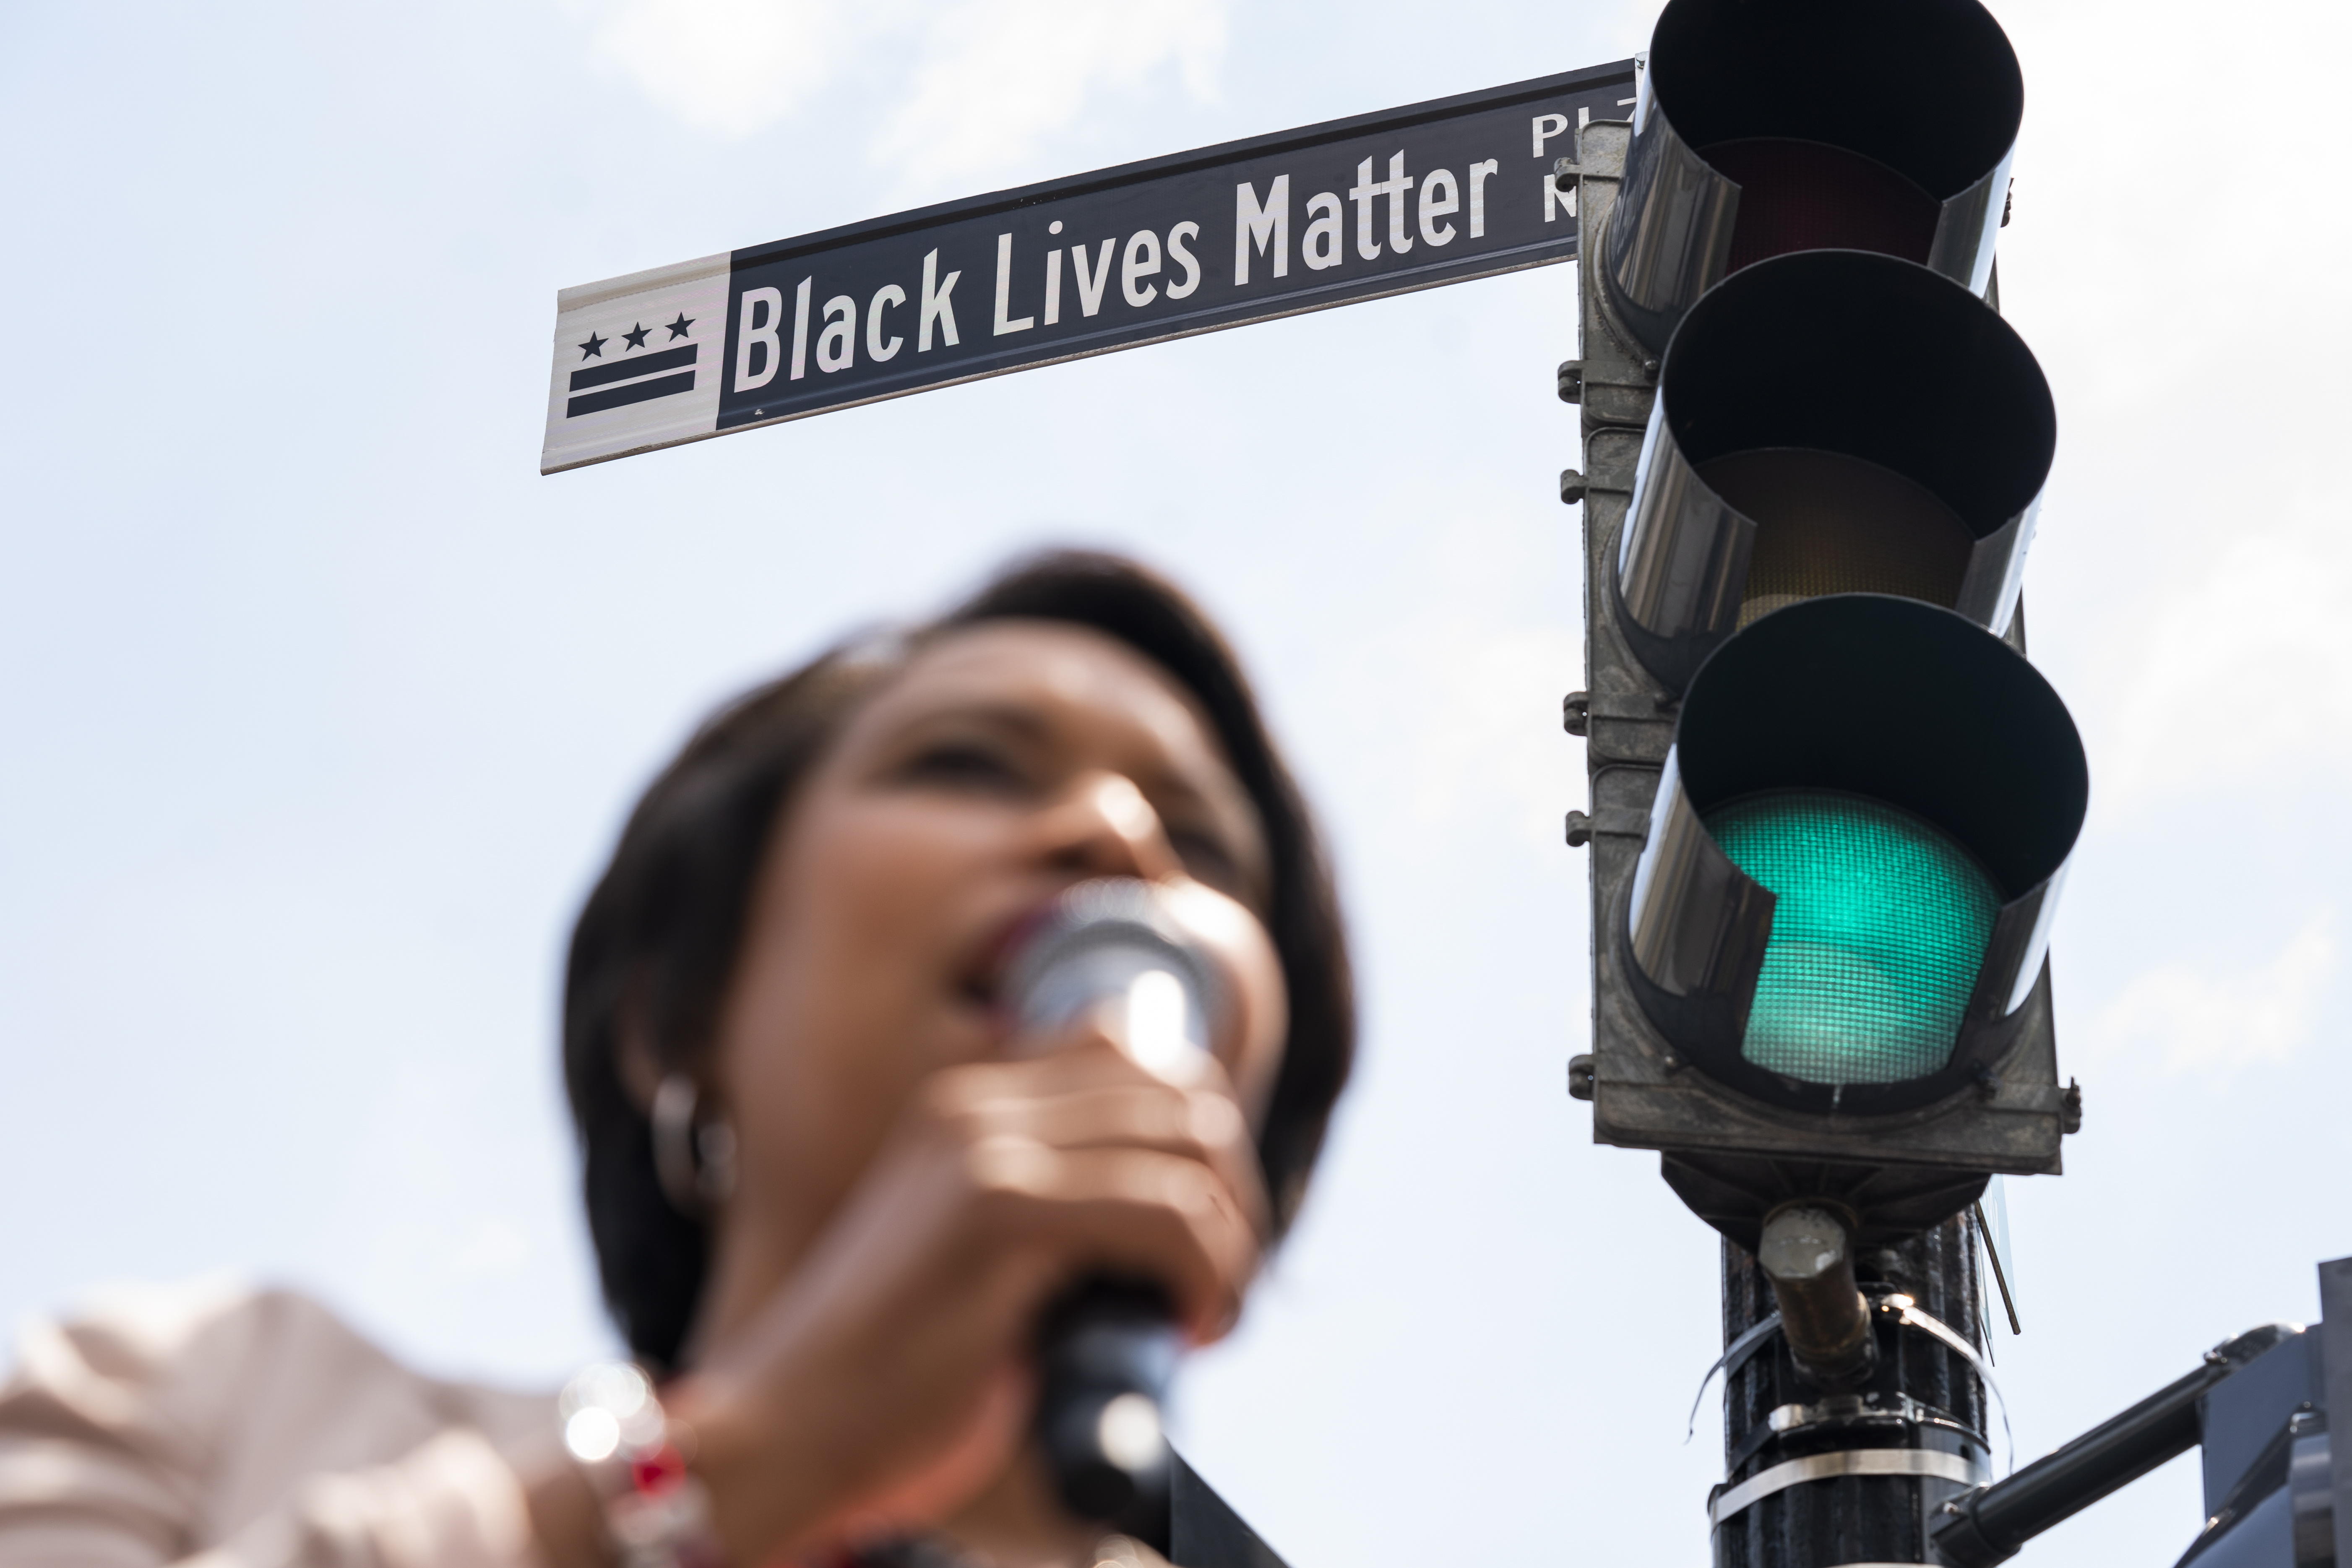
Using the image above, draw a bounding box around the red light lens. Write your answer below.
[1703,138,1940,273]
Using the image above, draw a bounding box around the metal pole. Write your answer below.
[1713,1213,1992,1567]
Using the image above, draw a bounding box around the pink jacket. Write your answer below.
[0,1280,557,1568]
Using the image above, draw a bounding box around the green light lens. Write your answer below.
[1703,790,1999,1084]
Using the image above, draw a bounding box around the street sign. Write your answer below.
[541,60,1637,474]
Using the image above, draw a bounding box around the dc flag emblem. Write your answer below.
[567,311,699,416]
[540,252,729,473]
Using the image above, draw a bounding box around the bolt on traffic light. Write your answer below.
[1601,0,2022,352]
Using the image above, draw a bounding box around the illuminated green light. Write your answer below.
[1703,790,1998,1084]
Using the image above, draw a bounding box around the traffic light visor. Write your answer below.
[1600,0,2022,349]
[1624,595,2086,1114]
[1613,250,2055,691]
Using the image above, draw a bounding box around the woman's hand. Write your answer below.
[665,1029,1271,1565]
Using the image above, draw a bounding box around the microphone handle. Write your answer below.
[1033,1275,1181,1537]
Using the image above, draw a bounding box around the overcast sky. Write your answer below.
[4,2,2347,1564]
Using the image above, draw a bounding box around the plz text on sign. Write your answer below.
[541,60,1637,474]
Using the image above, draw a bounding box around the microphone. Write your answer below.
[1001,878,1226,1532]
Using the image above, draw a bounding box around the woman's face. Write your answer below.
[706,619,1288,1270]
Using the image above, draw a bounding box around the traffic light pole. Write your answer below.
[1715,1218,1992,1566]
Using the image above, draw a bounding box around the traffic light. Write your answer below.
[1564,0,2070,1257]
[1560,1,2081,1559]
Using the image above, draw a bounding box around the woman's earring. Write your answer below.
[651,1073,737,1216]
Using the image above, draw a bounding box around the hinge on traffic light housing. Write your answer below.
[1563,691,1675,786]
[1565,807,1652,848]
[1563,688,1677,736]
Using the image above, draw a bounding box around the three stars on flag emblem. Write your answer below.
[568,313,701,418]
[578,313,695,361]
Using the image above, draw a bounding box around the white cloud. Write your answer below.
[2091,484,2352,813]
[575,0,1227,177]
[2090,909,2337,1073]
[873,0,1227,188]
[1990,0,2352,819]
[588,0,858,138]
[1394,619,1584,852]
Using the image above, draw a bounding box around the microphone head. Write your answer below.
[1003,878,1225,1080]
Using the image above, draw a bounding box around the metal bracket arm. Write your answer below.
[1928,1324,2301,1568]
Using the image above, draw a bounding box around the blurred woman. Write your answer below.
[0,552,1353,1568]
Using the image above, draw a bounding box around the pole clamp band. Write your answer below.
[1709,1448,1990,1529]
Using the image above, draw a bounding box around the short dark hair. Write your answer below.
[563,551,1356,1368]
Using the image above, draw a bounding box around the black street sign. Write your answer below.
[542,59,1638,473]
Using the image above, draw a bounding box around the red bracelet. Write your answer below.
[560,1362,727,1568]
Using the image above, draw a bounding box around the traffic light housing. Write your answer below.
[1565,0,2079,1252]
